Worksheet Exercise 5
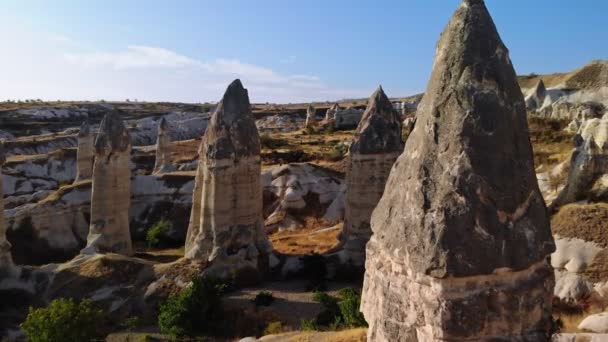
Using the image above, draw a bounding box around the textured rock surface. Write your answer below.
[83,111,133,255]
[525,80,547,112]
[153,117,176,174]
[75,121,94,182]
[554,116,608,207]
[334,107,364,130]
[340,86,402,266]
[361,1,555,340]
[0,142,15,274]
[324,104,340,121]
[185,79,272,278]
[305,104,316,128]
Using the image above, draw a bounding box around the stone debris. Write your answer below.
[361,1,556,340]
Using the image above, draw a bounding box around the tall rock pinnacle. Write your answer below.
[74,121,94,182]
[361,1,556,341]
[340,86,403,266]
[0,142,14,274]
[305,104,316,128]
[525,79,547,112]
[153,117,175,174]
[185,79,272,278]
[82,111,133,256]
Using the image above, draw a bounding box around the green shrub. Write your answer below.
[253,290,274,307]
[300,318,318,331]
[327,143,348,161]
[263,321,283,335]
[158,276,227,337]
[337,288,367,328]
[146,219,172,248]
[20,298,105,342]
[121,316,141,331]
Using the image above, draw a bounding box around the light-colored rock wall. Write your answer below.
[185,156,271,277]
[75,122,94,182]
[341,152,399,265]
[361,238,554,341]
[305,105,316,128]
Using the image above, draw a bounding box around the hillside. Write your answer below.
[518,60,608,90]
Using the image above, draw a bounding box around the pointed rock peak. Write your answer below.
[370,0,553,277]
[95,111,131,153]
[0,141,5,165]
[535,79,547,94]
[307,104,315,112]
[158,117,169,133]
[214,79,251,126]
[350,87,402,155]
[204,80,260,160]
[78,121,90,137]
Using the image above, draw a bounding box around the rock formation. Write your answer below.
[325,104,340,121]
[525,79,547,112]
[153,117,176,174]
[305,104,316,128]
[334,107,364,129]
[0,142,15,274]
[74,121,94,183]
[82,111,133,256]
[361,1,556,341]
[340,86,402,266]
[185,79,272,277]
[554,116,608,207]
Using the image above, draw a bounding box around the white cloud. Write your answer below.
[0,27,370,103]
[64,45,204,69]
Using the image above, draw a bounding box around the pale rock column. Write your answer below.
[340,86,403,266]
[82,111,133,256]
[361,1,556,341]
[74,121,94,183]
[153,117,176,174]
[185,79,272,278]
[305,104,316,128]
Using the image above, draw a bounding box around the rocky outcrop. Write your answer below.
[553,116,608,207]
[305,104,316,128]
[185,79,272,278]
[324,104,340,121]
[565,102,605,133]
[83,111,133,256]
[525,80,547,112]
[334,107,364,130]
[262,163,344,232]
[75,121,94,182]
[153,118,175,174]
[361,1,556,341]
[340,86,402,266]
[0,142,15,274]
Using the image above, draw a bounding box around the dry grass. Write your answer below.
[260,328,367,342]
[552,203,608,248]
[528,117,574,173]
[270,224,343,255]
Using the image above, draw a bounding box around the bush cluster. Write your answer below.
[301,288,367,331]
[146,219,172,248]
[158,276,227,338]
[21,298,105,342]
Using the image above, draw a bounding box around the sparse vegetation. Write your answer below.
[263,321,284,335]
[21,298,105,342]
[307,289,368,331]
[158,276,227,338]
[326,142,348,162]
[146,219,172,248]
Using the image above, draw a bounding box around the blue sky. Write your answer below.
[0,0,606,103]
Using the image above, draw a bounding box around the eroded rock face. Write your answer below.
[305,104,316,128]
[83,111,133,256]
[185,79,272,278]
[526,80,547,112]
[361,1,555,340]
[75,121,94,182]
[325,104,340,121]
[340,86,402,266]
[554,116,608,207]
[153,118,176,174]
[0,142,15,274]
